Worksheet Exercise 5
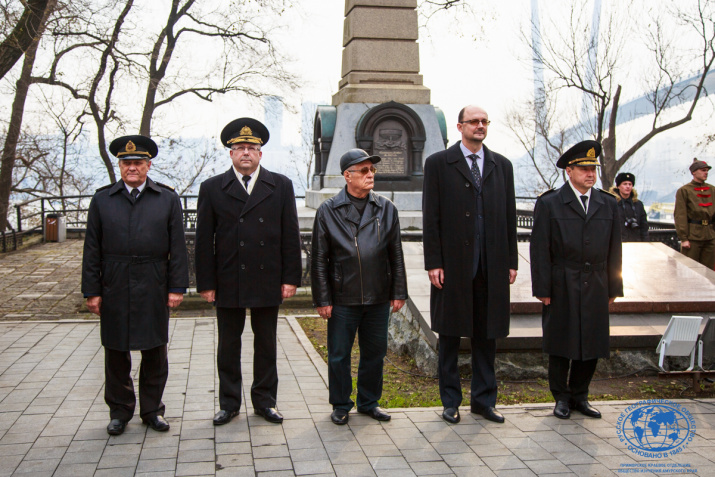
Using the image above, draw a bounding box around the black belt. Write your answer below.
[102,254,166,264]
[554,259,606,273]
[688,219,711,226]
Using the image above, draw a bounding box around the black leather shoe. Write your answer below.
[213,409,239,426]
[442,407,460,424]
[331,408,349,425]
[142,415,170,432]
[107,418,127,435]
[472,406,505,423]
[255,407,284,423]
[554,401,570,419]
[571,400,601,418]
[358,406,391,421]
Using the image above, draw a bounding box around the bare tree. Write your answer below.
[0,0,53,79]
[149,137,223,195]
[529,0,715,187]
[0,0,57,231]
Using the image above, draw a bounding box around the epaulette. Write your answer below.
[95,184,112,192]
[155,181,175,191]
[596,187,618,198]
[537,188,555,198]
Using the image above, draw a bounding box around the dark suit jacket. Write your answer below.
[423,142,518,339]
[530,184,623,360]
[195,166,302,308]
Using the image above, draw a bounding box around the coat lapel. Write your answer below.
[241,167,276,217]
[221,168,248,203]
[481,145,496,182]
[585,188,603,223]
[446,142,477,190]
[561,183,586,219]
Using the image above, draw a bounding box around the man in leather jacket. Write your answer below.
[311,148,408,425]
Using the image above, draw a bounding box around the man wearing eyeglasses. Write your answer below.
[311,149,407,425]
[423,105,518,424]
[195,118,302,426]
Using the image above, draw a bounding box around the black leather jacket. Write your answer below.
[311,188,408,306]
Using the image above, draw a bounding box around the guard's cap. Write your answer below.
[556,140,602,169]
[340,148,381,173]
[109,135,158,160]
[689,158,712,173]
[615,172,635,186]
[221,118,269,147]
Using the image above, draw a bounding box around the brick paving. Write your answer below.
[0,317,713,476]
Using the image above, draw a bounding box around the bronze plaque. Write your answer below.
[373,119,408,176]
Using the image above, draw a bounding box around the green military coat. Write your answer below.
[674,181,715,242]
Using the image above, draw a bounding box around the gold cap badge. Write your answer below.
[240,126,252,137]
[587,147,595,158]
[125,140,136,153]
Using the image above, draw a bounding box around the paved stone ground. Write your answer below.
[0,317,714,477]
[0,240,84,321]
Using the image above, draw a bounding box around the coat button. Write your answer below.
[465,211,470,217]
[584,281,588,286]
[465,183,470,187]
[464,240,470,246]
[260,265,264,270]
[239,218,244,223]
[259,217,264,222]
[241,264,245,270]
[240,241,244,246]
[260,241,264,246]
[585,240,590,245]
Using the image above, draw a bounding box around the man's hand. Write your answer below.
[200,290,216,303]
[86,296,102,316]
[428,268,444,289]
[609,297,617,305]
[167,293,183,308]
[282,284,297,299]
[509,269,518,284]
[317,305,332,319]
[682,240,691,250]
[391,299,405,313]
[537,297,551,305]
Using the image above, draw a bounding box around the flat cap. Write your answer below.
[221,118,269,147]
[109,135,158,160]
[340,148,381,173]
[556,140,601,169]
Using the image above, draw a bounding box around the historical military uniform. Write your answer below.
[82,135,188,434]
[674,160,715,268]
[530,140,623,420]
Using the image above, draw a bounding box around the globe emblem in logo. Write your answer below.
[621,404,692,452]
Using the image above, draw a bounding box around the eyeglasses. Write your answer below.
[231,145,260,152]
[461,118,491,126]
[347,166,377,175]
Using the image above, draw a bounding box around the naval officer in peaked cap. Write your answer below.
[82,135,189,435]
[529,140,623,420]
[195,118,302,426]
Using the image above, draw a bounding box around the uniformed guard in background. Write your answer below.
[530,140,623,420]
[610,172,649,242]
[195,118,302,426]
[674,159,715,268]
[82,135,189,435]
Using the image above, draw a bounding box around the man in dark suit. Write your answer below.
[530,140,623,419]
[423,105,518,424]
[82,135,189,435]
[195,118,302,426]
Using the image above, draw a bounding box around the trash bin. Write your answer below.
[45,214,66,242]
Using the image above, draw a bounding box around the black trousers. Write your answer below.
[104,344,168,421]
[216,306,279,412]
[438,269,497,410]
[548,355,598,402]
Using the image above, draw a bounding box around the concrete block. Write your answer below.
[342,39,420,76]
[392,192,422,211]
[344,8,417,45]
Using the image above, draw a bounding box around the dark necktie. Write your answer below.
[580,194,588,212]
[130,188,139,202]
[242,175,251,191]
[468,154,482,191]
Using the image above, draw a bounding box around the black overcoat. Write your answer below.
[81,178,189,351]
[422,142,518,339]
[529,184,623,360]
[195,167,302,308]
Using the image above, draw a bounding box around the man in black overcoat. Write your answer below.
[195,118,302,426]
[530,140,623,419]
[423,105,518,425]
[82,135,189,435]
